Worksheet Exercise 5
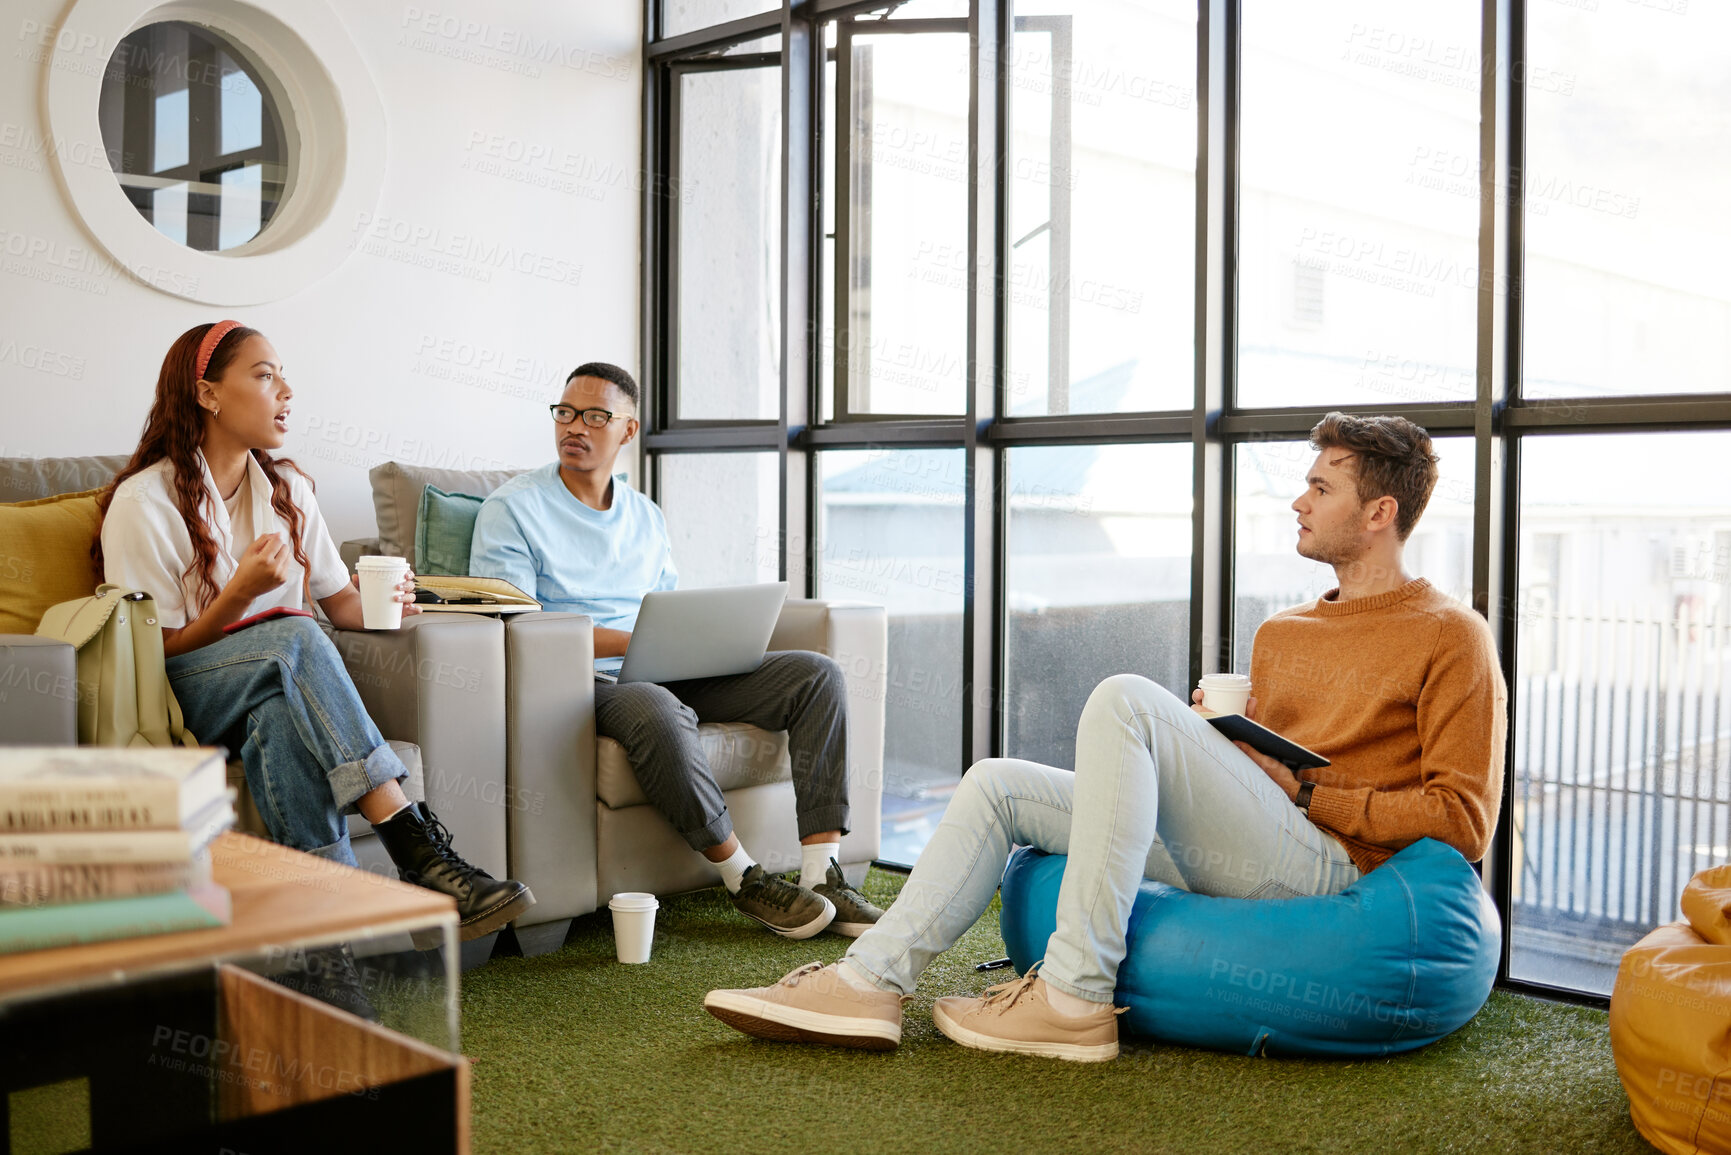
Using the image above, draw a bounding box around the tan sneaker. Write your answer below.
[704,962,904,1050]
[931,964,1123,1062]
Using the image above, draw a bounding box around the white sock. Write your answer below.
[713,843,756,894]
[1042,978,1102,1019]
[799,841,840,889]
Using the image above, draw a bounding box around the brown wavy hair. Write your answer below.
[1309,412,1440,540]
[94,323,312,614]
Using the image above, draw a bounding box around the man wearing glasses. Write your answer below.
[469,362,882,941]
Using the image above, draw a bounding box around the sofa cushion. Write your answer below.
[596,722,791,809]
[369,462,528,559]
[0,490,104,633]
[0,455,127,503]
[414,484,486,576]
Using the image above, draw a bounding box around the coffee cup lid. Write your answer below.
[357,555,410,569]
[608,891,659,912]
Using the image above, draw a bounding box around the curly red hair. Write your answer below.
[95,323,312,614]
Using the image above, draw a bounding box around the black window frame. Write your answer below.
[642,0,1731,1008]
[106,21,287,253]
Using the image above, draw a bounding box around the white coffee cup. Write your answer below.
[356,555,410,630]
[608,891,659,964]
[1198,672,1253,716]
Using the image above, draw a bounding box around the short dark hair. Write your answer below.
[566,362,639,410]
[1309,412,1440,540]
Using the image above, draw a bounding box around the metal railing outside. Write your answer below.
[1512,601,1730,985]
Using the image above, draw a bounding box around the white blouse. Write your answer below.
[101,452,350,629]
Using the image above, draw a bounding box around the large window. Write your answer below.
[819,449,967,863]
[644,1,1731,1007]
[1006,444,1192,768]
[673,62,782,421]
[1523,4,1731,399]
[1511,434,1731,995]
[1239,1,1480,408]
[835,28,973,416]
[1005,3,1197,416]
[657,452,781,589]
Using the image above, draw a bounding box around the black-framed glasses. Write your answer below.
[549,404,630,429]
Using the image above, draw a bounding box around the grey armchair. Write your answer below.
[345,462,887,955]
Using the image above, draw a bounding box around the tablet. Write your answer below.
[1200,710,1331,772]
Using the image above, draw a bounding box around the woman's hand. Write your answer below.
[229,533,292,600]
[399,566,422,616]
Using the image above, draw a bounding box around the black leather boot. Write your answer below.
[374,803,535,941]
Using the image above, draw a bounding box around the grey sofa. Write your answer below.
[0,455,502,898]
[0,455,886,958]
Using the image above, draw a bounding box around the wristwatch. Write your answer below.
[1294,781,1315,814]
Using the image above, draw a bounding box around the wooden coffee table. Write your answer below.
[0,832,459,1032]
[0,833,471,1153]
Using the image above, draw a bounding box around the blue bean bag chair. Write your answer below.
[998,837,1499,1057]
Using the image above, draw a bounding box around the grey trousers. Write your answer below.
[592,650,851,852]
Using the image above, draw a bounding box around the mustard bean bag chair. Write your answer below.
[1610,864,1731,1155]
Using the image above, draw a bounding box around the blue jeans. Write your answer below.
[166,616,407,866]
[845,674,1361,1003]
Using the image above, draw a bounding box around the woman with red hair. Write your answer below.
[97,321,533,942]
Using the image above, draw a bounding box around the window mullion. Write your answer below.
[962,0,1007,767]
[1191,0,1232,684]
[1478,0,1521,985]
[775,11,817,596]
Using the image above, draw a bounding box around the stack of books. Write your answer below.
[0,747,237,955]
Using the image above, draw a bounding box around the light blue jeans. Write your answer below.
[845,674,1361,1004]
[165,616,408,866]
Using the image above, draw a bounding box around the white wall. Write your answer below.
[0,0,641,542]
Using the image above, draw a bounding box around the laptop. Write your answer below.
[594,582,789,684]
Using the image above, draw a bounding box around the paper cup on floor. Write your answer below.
[357,555,410,630]
[609,892,659,964]
[1198,672,1252,716]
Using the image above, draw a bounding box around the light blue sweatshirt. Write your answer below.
[469,464,676,631]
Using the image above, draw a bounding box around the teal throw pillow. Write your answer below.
[414,484,486,576]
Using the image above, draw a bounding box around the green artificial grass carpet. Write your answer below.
[460,870,1648,1155]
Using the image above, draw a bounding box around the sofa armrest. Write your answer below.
[328,614,508,879]
[0,636,78,745]
[768,600,887,863]
[501,612,597,924]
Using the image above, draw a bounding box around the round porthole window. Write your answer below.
[99,21,291,252]
[43,0,385,305]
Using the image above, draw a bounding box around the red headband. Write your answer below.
[195,320,246,381]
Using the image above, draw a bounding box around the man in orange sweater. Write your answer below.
[705,414,1507,1060]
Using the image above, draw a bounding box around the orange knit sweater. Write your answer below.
[1248,578,1508,874]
